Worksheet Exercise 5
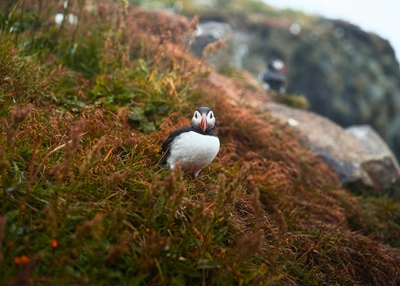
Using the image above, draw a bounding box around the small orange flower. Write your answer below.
[51,239,58,248]
[21,255,30,264]
[14,257,21,265]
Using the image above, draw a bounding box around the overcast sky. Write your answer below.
[263,0,400,63]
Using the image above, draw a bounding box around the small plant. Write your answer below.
[274,94,310,109]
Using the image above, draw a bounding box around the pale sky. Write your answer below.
[263,0,400,63]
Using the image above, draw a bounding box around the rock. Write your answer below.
[261,102,399,193]
[345,125,399,190]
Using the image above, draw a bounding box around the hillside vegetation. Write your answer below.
[1,1,400,285]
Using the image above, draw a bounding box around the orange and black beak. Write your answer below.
[200,113,207,132]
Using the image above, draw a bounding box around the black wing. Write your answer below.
[262,70,286,84]
[159,126,193,164]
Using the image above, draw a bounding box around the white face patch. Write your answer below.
[273,60,285,71]
[192,110,201,126]
[206,111,216,128]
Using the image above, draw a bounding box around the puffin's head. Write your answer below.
[192,106,216,133]
[268,59,286,73]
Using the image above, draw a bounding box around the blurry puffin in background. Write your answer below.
[259,58,286,94]
[160,107,220,179]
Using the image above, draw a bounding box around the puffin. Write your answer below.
[160,107,220,179]
[259,58,286,94]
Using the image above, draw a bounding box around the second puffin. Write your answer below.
[160,107,220,179]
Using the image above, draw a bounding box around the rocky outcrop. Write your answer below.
[282,20,400,163]
[262,102,399,193]
[191,16,400,162]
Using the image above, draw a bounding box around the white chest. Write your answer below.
[167,131,220,175]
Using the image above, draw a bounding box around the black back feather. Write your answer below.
[262,70,286,90]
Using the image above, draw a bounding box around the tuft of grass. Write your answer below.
[274,94,310,109]
[0,45,53,110]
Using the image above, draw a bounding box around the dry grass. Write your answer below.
[1,1,400,285]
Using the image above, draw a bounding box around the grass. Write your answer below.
[1,0,400,285]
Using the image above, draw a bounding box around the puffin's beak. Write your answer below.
[201,114,207,132]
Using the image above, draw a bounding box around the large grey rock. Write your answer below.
[262,102,399,193]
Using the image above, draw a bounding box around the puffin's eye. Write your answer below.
[194,112,198,119]
[210,113,213,119]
